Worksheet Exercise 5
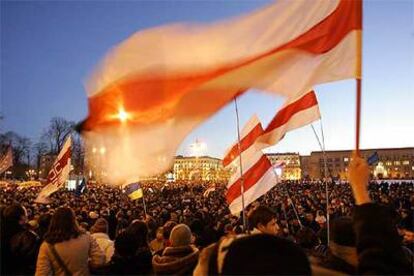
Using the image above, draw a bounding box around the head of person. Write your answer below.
[221,234,311,275]
[115,231,137,257]
[163,220,177,240]
[295,227,320,249]
[169,224,192,247]
[329,217,357,267]
[155,227,164,241]
[90,218,109,234]
[45,207,83,244]
[126,220,148,248]
[329,217,356,248]
[2,203,27,227]
[249,206,279,235]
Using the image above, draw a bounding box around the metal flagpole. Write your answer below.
[311,123,330,246]
[234,98,248,233]
[141,187,148,218]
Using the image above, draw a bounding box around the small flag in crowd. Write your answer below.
[35,136,72,204]
[124,183,144,200]
[75,178,87,197]
[224,115,278,215]
[367,152,380,166]
[0,146,13,174]
[79,0,362,183]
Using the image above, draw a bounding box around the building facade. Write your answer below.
[173,155,228,181]
[266,153,301,180]
[302,147,414,180]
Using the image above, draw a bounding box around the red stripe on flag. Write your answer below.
[223,123,264,167]
[264,91,318,135]
[226,154,271,204]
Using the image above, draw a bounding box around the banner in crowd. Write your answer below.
[79,0,362,183]
[35,137,72,204]
[224,115,278,214]
[0,146,13,174]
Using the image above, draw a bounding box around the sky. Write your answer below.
[1,0,413,159]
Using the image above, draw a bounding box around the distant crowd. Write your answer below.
[1,156,413,275]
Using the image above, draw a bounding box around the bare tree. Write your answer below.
[0,131,32,178]
[42,117,75,154]
[32,140,48,172]
[0,131,31,165]
[71,131,85,175]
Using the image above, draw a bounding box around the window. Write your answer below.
[344,157,349,162]
[394,161,401,165]
[386,161,392,166]
[403,161,409,165]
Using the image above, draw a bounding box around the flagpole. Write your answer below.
[356,79,362,154]
[311,123,330,246]
[141,187,148,218]
[233,98,248,233]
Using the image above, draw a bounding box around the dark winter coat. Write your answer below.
[152,245,199,275]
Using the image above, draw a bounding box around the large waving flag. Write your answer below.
[80,0,361,182]
[0,146,13,174]
[35,137,72,204]
[224,115,278,215]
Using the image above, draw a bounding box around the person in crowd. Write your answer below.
[295,226,320,255]
[1,204,40,275]
[150,227,166,254]
[152,224,199,275]
[348,152,412,274]
[316,216,358,274]
[108,220,153,275]
[37,213,52,241]
[90,218,115,264]
[35,207,105,275]
[248,205,280,235]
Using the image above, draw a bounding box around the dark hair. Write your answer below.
[45,207,83,244]
[115,231,136,257]
[296,227,320,249]
[329,217,355,247]
[249,206,276,229]
[222,234,311,275]
[1,204,27,240]
[125,220,148,248]
[2,204,26,223]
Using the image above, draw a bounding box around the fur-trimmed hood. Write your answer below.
[152,245,199,275]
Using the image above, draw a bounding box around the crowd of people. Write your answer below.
[1,155,413,275]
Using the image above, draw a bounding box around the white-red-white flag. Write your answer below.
[0,146,13,174]
[79,0,361,183]
[258,90,321,148]
[223,115,278,215]
[35,137,72,204]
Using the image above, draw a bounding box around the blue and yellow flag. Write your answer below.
[124,183,143,200]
